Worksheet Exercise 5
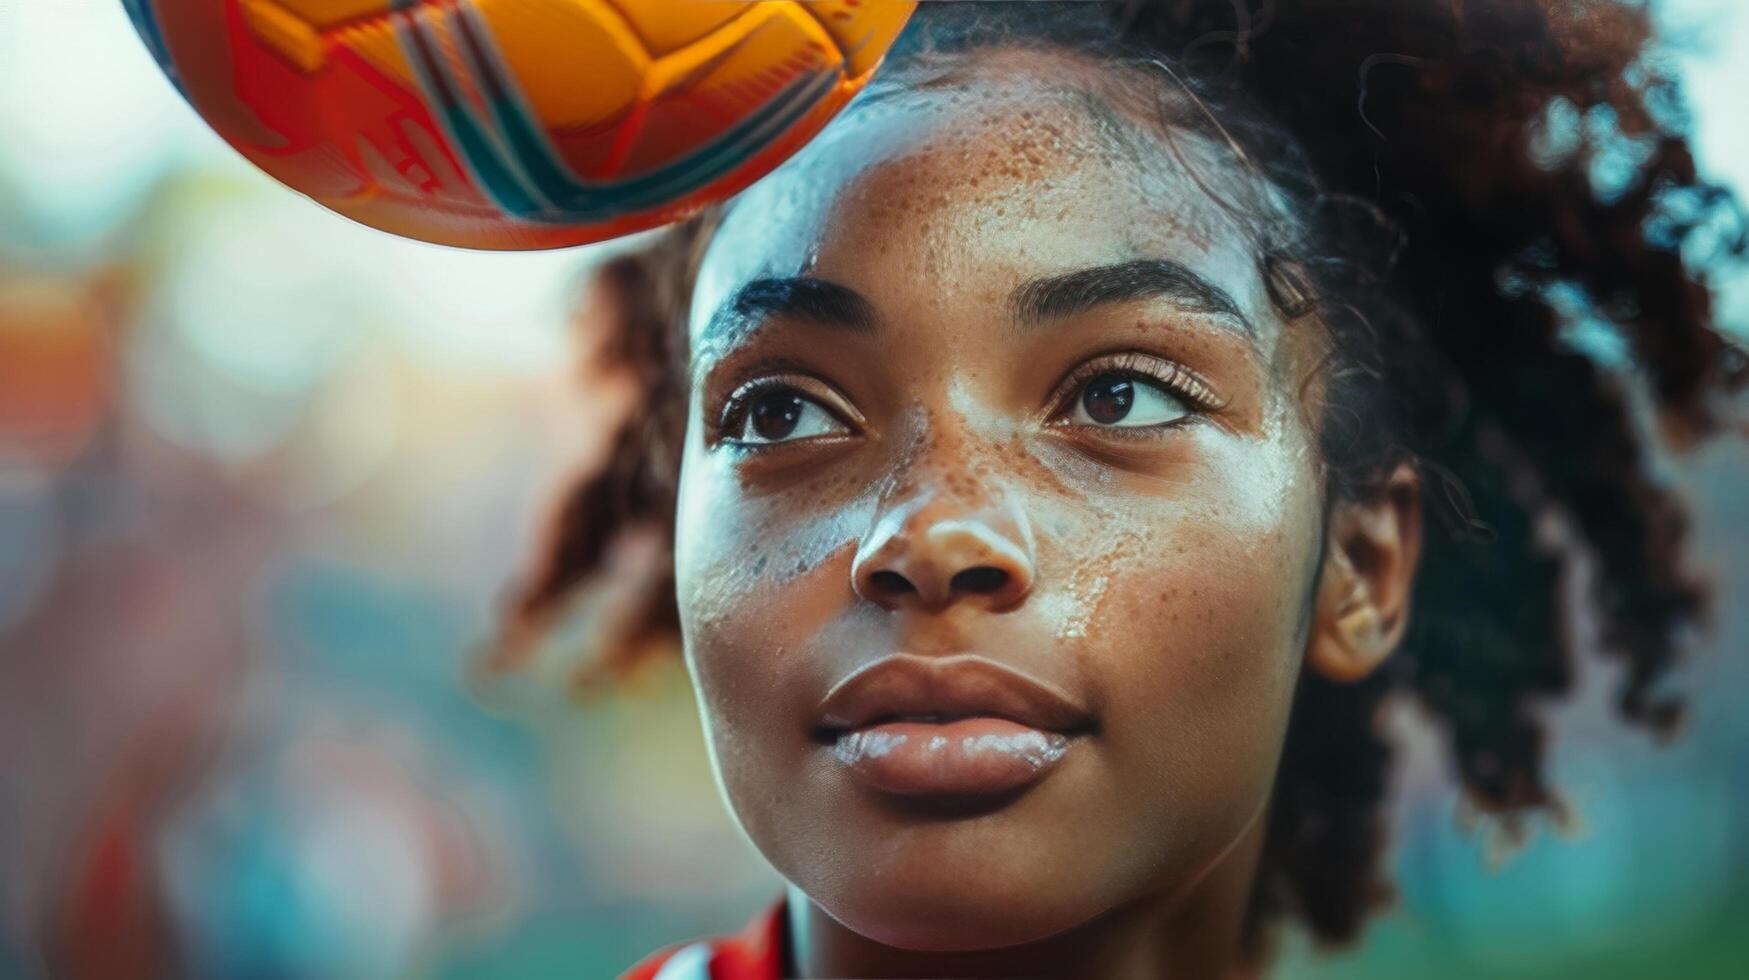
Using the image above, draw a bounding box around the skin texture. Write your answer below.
[672,48,1421,979]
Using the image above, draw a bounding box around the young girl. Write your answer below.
[499,2,1745,976]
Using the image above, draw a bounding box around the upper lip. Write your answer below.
[812,654,1096,738]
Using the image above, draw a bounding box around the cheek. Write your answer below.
[1089,513,1310,734]
[1052,445,1322,852]
[675,441,873,643]
[673,445,876,786]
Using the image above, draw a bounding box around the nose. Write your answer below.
[852,491,1036,613]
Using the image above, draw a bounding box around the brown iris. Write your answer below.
[751,389,806,440]
[1082,375,1135,425]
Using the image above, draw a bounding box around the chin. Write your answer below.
[821,878,1096,952]
[791,826,1108,952]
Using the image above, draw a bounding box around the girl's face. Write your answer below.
[675,50,1332,950]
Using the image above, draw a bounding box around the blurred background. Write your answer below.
[1,1,1746,978]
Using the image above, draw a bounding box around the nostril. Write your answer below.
[950,566,1010,596]
[868,570,916,599]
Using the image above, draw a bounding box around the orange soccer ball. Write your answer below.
[123,1,916,249]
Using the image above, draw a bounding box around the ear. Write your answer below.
[1306,461,1425,683]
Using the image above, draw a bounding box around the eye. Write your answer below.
[725,385,851,446]
[1066,372,1191,428]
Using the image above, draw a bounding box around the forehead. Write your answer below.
[690,48,1266,344]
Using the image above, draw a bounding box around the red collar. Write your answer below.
[620,895,790,980]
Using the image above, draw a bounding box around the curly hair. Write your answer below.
[497,0,1746,953]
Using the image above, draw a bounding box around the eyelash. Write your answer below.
[711,352,1223,450]
[1047,352,1224,428]
[714,372,856,450]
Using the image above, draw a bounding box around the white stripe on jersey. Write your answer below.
[652,941,714,980]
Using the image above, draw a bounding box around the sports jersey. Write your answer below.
[619,896,790,980]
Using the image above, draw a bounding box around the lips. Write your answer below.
[813,654,1095,798]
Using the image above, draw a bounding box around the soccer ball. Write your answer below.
[122,1,916,249]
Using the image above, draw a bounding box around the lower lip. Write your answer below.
[827,717,1078,797]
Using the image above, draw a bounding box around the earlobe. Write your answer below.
[1305,463,1424,683]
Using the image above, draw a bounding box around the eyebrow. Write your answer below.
[1010,259,1254,336]
[698,258,1252,355]
[701,276,878,347]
